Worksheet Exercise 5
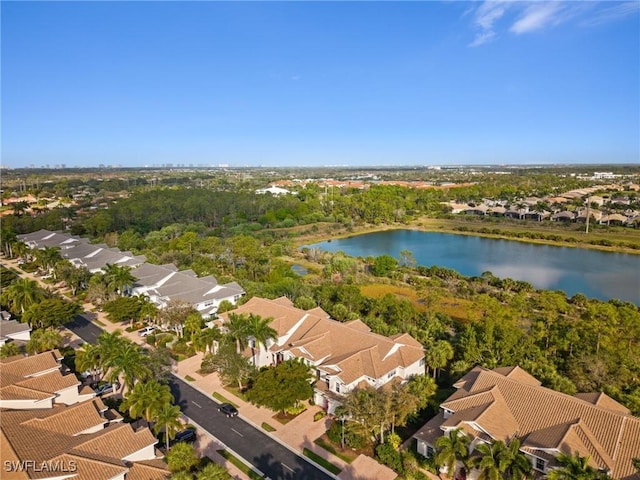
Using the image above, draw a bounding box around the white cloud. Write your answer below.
[510,2,563,34]
[580,1,640,27]
[466,0,640,47]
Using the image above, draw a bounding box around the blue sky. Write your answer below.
[2,1,639,168]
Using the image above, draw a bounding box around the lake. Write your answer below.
[305,230,640,304]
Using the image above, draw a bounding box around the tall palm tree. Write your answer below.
[193,327,221,354]
[245,313,276,366]
[547,453,604,480]
[500,438,532,480]
[434,427,470,479]
[1,278,45,315]
[35,246,62,276]
[103,263,136,296]
[153,403,183,451]
[106,342,151,393]
[225,313,249,354]
[120,379,173,427]
[470,441,506,480]
[76,343,103,383]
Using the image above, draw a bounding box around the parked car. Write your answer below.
[173,429,197,444]
[138,326,156,337]
[218,403,238,418]
[93,382,118,396]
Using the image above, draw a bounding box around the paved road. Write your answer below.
[64,313,335,480]
[169,376,335,480]
[65,312,103,344]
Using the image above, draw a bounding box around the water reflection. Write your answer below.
[306,231,640,304]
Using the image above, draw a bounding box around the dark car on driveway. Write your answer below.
[93,382,119,397]
[174,429,197,444]
[218,403,238,418]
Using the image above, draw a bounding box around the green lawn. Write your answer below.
[303,448,342,475]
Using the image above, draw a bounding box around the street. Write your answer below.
[63,314,336,480]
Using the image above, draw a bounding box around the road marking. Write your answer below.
[191,401,202,408]
[282,463,294,473]
[231,428,243,437]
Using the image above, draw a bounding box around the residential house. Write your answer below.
[131,263,245,318]
[220,296,425,413]
[0,318,31,347]
[413,366,640,480]
[0,351,167,479]
[255,186,294,196]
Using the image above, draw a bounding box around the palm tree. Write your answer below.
[470,441,505,480]
[196,463,232,480]
[120,379,173,427]
[547,453,603,480]
[103,263,136,296]
[26,329,62,354]
[434,427,470,479]
[225,313,249,355]
[153,403,183,451]
[105,342,151,393]
[1,278,45,314]
[137,296,158,324]
[245,313,276,366]
[193,327,221,354]
[500,438,532,480]
[35,246,62,276]
[76,343,103,383]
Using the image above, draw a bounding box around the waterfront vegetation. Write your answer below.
[1,166,640,476]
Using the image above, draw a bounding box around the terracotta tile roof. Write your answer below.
[426,366,640,479]
[72,423,158,461]
[22,400,107,436]
[0,384,53,401]
[574,392,631,414]
[34,454,127,480]
[17,370,79,395]
[126,460,170,480]
[0,351,62,387]
[227,297,424,386]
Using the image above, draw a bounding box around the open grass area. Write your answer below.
[216,449,263,480]
[361,284,425,310]
[93,319,106,327]
[303,448,342,475]
[212,392,238,408]
[313,435,357,464]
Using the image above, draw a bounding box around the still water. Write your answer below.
[306,230,640,304]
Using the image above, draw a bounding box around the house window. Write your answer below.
[335,383,341,393]
[535,458,545,472]
[426,445,435,458]
[419,358,426,367]
[387,369,396,379]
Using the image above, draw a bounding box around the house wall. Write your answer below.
[122,444,157,462]
[78,423,108,435]
[0,398,54,410]
[55,386,81,405]
[8,331,31,342]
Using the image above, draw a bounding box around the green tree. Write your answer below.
[225,313,249,354]
[371,254,398,277]
[196,463,232,480]
[120,379,173,427]
[470,441,505,480]
[547,453,607,480]
[34,246,62,274]
[103,296,144,324]
[246,358,313,413]
[75,343,103,383]
[158,300,196,338]
[205,341,254,389]
[23,297,81,330]
[26,328,62,354]
[342,386,388,445]
[192,326,221,354]
[500,438,531,480]
[424,339,454,379]
[184,312,204,341]
[166,442,199,473]
[244,313,277,365]
[142,347,173,384]
[154,403,183,451]
[1,278,46,315]
[434,428,470,479]
[0,342,22,358]
[102,263,136,296]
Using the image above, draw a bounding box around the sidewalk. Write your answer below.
[2,256,396,480]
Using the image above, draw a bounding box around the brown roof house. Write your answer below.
[220,296,426,413]
[413,366,640,480]
[1,351,167,480]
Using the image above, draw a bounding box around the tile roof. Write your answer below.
[225,297,425,386]
[0,319,31,337]
[417,366,640,479]
[125,460,170,480]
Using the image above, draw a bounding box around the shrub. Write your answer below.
[313,411,326,422]
[375,443,403,472]
[145,334,156,346]
[200,354,216,374]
